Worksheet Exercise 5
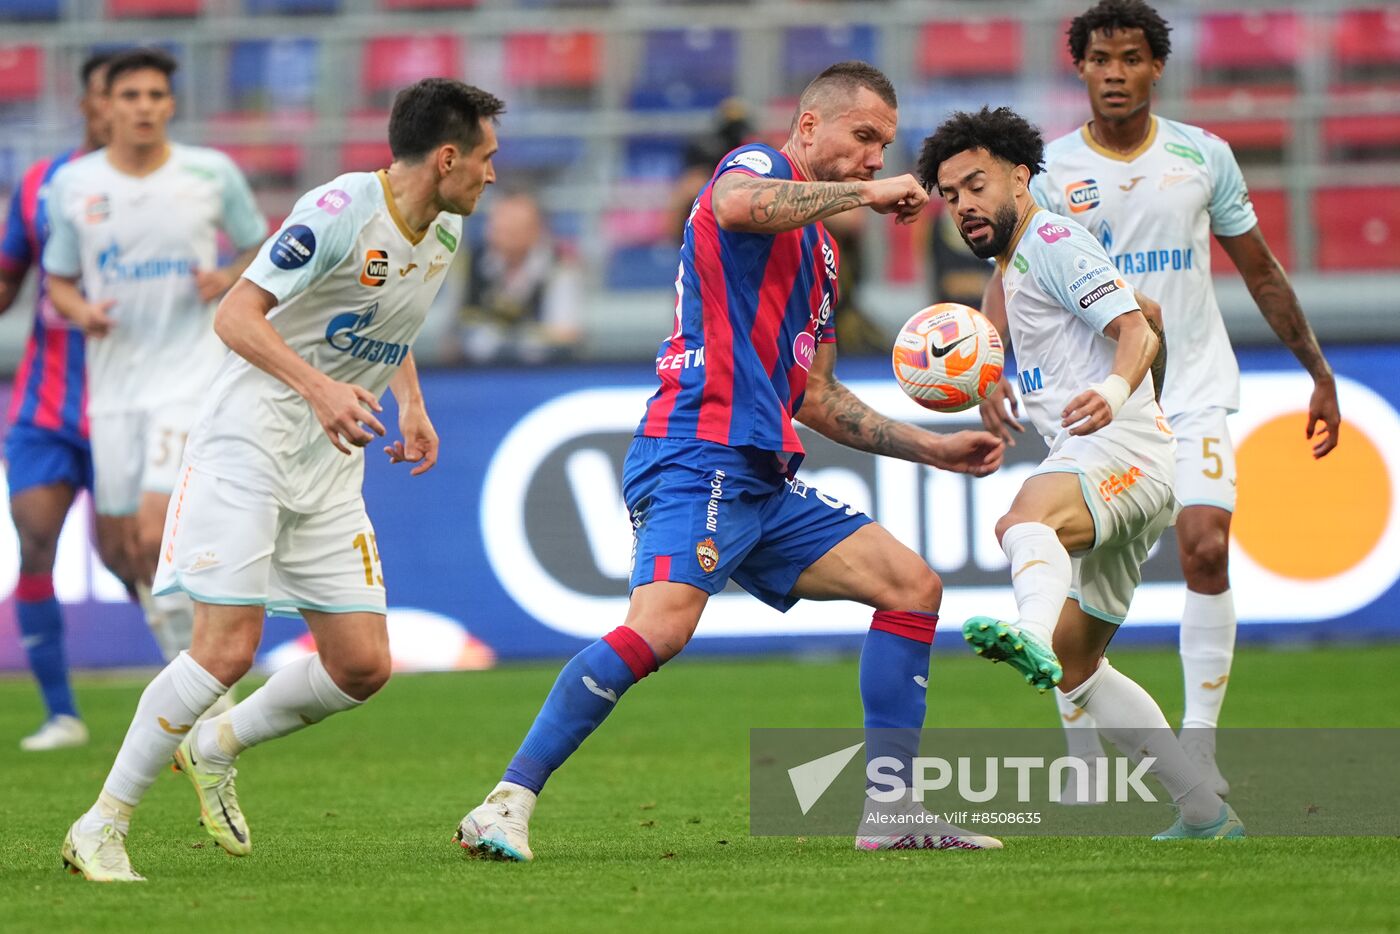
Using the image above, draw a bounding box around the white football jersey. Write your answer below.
[185,171,461,512]
[1000,207,1175,485]
[1029,116,1257,418]
[43,144,267,416]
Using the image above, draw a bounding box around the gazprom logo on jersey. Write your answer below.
[270,225,316,270]
[324,302,410,365]
[1065,179,1100,213]
[1111,247,1194,275]
[96,245,194,282]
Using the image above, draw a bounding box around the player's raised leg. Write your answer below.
[791,523,1001,851]
[1055,601,1243,838]
[456,581,689,862]
[62,602,254,882]
[963,471,1094,691]
[10,471,87,750]
[1176,504,1235,796]
[178,608,387,856]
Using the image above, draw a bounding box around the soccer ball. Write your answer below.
[892,303,1004,413]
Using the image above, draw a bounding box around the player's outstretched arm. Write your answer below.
[1061,309,1158,437]
[1218,226,1339,457]
[796,342,1003,476]
[215,278,386,455]
[976,268,1025,446]
[385,350,438,476]
[711,173,927,234]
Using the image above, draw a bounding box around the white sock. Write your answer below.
[98,651,228,807]
[1000,522,1072,646]
[1064,659,1223,825]
[1180,589,1236,730]
[1054,688,1106,760]
[195,654,361,769]
[150,590,197,661]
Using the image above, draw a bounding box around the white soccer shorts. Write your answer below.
[1166,406,1236,513]
[153,464,387,617]
[1034,435,1178,625]
[89,401,201,516]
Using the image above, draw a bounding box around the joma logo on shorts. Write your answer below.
[1099,466,1144,503]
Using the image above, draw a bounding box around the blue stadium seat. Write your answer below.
[0,0,60,21]
[782,25,877,88]
[624,137,685,180]
[227,38,318,112]
[630,29,735,111]
[606,243,679,290]
[244,0,338,15]
[493,136,584,172]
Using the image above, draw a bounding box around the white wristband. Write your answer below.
[1088,374,1132,418]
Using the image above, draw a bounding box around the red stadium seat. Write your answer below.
[1188,85,1295,152]
[505,32,599,88]
[0,44,41,102]
[1198,11,1305,74]
[207,112,308,184]
[1323,83,1400,158]
[362,36,463,104]
[1313,186,1400,270]
[380,0,474,9]
[341,139,393,173]
[1209,188,1292,275]
[107,0,199,15]
[918,19,1022,77]
[1332,7,1400,75]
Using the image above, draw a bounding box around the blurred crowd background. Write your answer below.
[0,0,1397,369]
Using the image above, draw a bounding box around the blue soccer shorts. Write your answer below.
[4,424,93,497]
[622,436,872,612]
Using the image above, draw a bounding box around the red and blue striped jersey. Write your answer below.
[1,149,87,441]
[638,143,839,470]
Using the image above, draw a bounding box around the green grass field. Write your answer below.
[4,644,1399,933]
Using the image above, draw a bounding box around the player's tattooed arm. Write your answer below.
[1218,226,1340,456]
[796,343,1004,477]
[712,174,867,233]
[1132,288,1168,403]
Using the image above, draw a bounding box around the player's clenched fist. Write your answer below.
[308,377,386,455]
[863,174,929,224]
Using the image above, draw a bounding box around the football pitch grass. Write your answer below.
[4,644,1399,933]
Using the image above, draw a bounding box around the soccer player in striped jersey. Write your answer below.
[456,62,1007,862]
[1,53,124,751]
[980,0,1340,799]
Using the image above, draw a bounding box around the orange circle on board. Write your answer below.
[1234,412,1390,580]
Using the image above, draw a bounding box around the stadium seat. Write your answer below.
[1323,83,1400,160]
[1331,7,1400,82]
[1188,85,1295,153]
[604,202,675,289]
[107,0,200,17]
[1314,186,1400,270]
[227,38,319,112]
[208,111,308,186]
[624,136,685,181]
[783,25,877,92]
[917,19,1022,78]
[341,139,393,173]
[1209,187,1292,274]
[1197,11,1305,82]
[0,45,41,102]
[0,0,59,20]
[505,32,599,89]
[363,36,463,107]
[244,0,338,15]
[630,29,735,110]
[380,0,474,9]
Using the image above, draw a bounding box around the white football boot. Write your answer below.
[855,796,1002,851]
[62,818,145,882]
[454,781,536,862]
[21,715,89,751]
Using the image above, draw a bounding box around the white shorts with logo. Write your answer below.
[1166,406,1236,512]
[152,464,387,618]
[1034,435,1178,625]
[88,402,201,516]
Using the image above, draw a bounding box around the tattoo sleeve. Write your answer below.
[1246,261,1332,381]
[800,375,932,461]
[719,176,866,232]
[1145,315,1167,403]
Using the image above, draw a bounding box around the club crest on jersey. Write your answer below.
[725,150,773,175]
[84,194,110,224]
[1064,179,1100,213]
[695,537,719,574]
[360,249,389,287]
[1037,222,1071,244]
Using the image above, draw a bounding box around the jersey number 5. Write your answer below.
[1201,437,1224,479]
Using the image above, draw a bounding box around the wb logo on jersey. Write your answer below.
[324,302,410,366]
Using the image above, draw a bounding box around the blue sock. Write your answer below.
[503,626,658,794]
[16,576,77,719]
[861,611,937,787]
